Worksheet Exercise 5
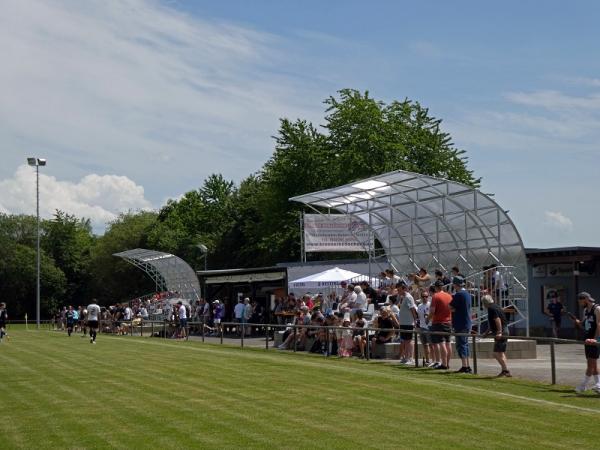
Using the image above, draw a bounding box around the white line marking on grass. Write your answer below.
[86,335,600,416]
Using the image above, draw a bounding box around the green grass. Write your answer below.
[0,328,598,449]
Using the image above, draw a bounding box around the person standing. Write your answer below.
[482,295,511,377]
[429,281,453,369]
[177,301,187,339]
[234,298,245,336]
[0,302,8,343]
[66,306,76,337]
[449,277,472,373]
[417,290,432,366]
[397,282,418,364]
[571,292,600,393]
[87,300,101,344]
[545,293,565,338]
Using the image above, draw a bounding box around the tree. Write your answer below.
[0,242,66,319]
[88,211,158,304]
[229,89,478,266]
[42,210,95,305]
[147,174,237,270]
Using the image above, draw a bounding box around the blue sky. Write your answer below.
[1,0,599,248]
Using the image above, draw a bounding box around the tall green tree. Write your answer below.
[229,89,478,266]
[42,211,95,305]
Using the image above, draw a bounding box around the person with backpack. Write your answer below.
[571,292,600,393]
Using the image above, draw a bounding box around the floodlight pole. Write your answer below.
[27,157,46,330]
[197,244,208,300]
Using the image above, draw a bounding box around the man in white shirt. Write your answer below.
[177,301,187,339]
[352,286,367,317]
[123,304,132,321]
[86,300,101,344]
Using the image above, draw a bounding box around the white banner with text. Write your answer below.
[304,214,373,252]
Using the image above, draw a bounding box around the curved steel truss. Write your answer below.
[113,248,200,301]
[290,169,529,333]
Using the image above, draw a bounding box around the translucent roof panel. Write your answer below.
[290,169,527,283]
[114,248,201,300]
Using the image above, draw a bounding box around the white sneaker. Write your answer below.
[592,384,600,394]
[277,344,287,350]
[427,361,438,368]
[405,358,415,365]
[575,383,588,393]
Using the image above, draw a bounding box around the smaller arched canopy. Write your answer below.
[113,248,200,300]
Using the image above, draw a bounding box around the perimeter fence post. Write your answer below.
[163,321,166,340]
[550,341,556,385]
[266,325,269,350]
[366,326,370,360]
[151,321,154,338]
[220,325,224,345]
[201,320,205,342]
[472,334,478,375]
[293,325,297,352]
[414,330,419,367]
[325,327,330,357]
[241,323,245,349]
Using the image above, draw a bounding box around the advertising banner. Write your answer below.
[304,214,373,252]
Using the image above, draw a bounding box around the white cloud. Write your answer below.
[505,90,600,110]
[0,165,153,231]
[0,0,325,206]
[544,211,573,232]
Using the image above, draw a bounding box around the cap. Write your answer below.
[578,292,593,300]
[434,280,445,287]
[213,300,220,304]
[397,281,407,288]
[452,276,465,286]
[177,301,182,305]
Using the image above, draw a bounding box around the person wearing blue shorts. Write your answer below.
[450,277,472,374]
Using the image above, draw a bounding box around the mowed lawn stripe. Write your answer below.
[0,330,598,449]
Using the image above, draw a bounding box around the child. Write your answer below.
[338,314,354,357]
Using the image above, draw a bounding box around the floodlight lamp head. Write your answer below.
[196,244,208,253]
[27,157,46,166]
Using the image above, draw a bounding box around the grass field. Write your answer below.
[0,328,599,449]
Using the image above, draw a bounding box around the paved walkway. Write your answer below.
[188,335,586,387]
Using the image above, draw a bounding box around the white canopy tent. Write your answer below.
[288,267,364,289]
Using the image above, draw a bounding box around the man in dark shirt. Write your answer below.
[449,276,472,373]
[545,294,564,338]
[482,295,511,377]
[370,307,398,357]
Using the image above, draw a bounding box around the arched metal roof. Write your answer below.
[290,169,527,284]
[113,248,200,300]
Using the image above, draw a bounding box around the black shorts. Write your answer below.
[493,338,508,353]
[585,343,600,359]
[430,323,451,343]
[399,325,414,341]
[88,320,99,330]
[375,334,392,344]
[419,328,431,345]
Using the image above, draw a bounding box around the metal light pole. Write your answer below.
[27,157,46,330]
[197,244,208,300]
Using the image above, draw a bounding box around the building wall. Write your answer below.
[527,259,600,338]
